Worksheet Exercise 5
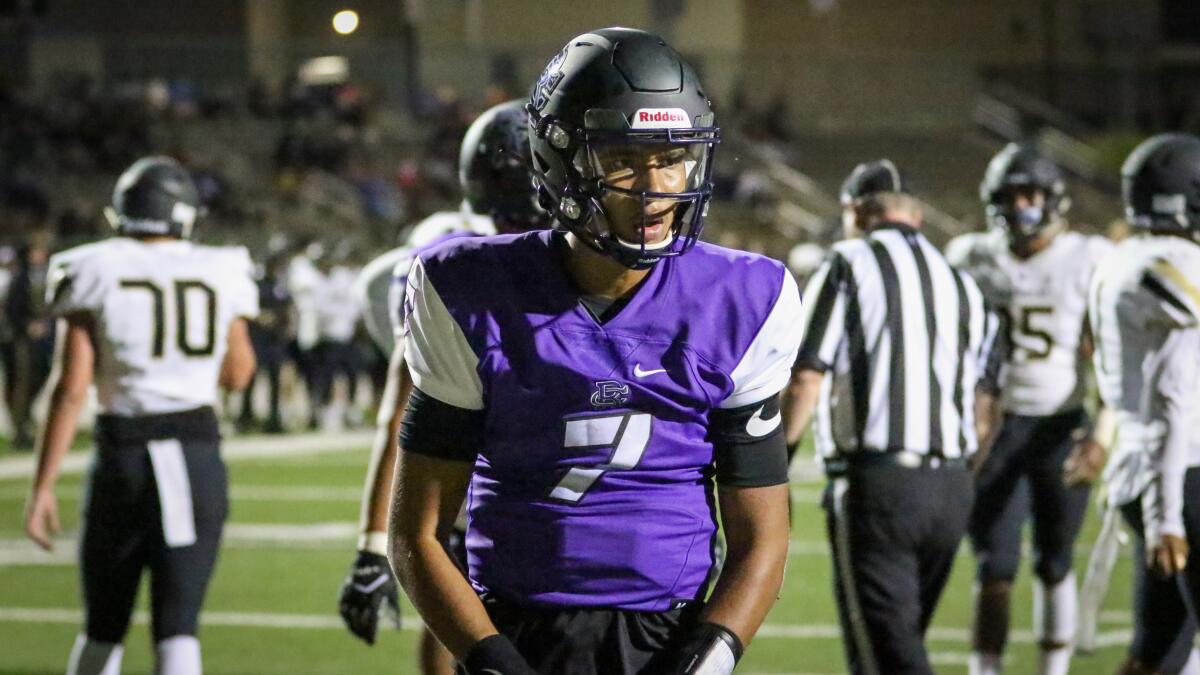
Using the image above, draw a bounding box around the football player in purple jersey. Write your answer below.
[337,100,550,674]
[389,28,802,675]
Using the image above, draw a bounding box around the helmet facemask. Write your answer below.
[531,105,719,270]
[985,183,1068,245]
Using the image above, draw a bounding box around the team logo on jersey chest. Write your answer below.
[590,380,630,408]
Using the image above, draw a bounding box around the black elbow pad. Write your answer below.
[399,388,485,463]
[708,395,790,487]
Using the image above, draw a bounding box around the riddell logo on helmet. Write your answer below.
[630,108,691,130]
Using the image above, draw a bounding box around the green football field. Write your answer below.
[0,432,1138,674]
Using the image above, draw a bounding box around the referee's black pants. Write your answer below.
[823,459,974,675]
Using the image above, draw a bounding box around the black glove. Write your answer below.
[462,634,538,675]
[670,623,744,675]
[338,550,400,645]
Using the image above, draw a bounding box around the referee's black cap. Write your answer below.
[840,159,909,206]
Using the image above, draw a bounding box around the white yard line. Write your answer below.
[228,485,362,501]
[0,525,1140,566]
[0,606,1134,649]
[788,539,829,556]
[0,521,362,565]
[0,431,375,481]
[0,527,848,566]
[929,651,971,666]
[789,487,824,502]
[0,484,364,501]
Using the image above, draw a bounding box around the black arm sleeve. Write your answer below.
[398,387,485,463]
[707,395,790,488]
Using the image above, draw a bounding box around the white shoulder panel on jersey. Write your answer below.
[722,267,804,409]
[1143,255,1200,327]
[402,258,484,410]
[406,210,494,249]
[219,245,260,320]
[46,239,118,316]
[943,230,1013,308]
[1084,232,1117,267]
[943,231,988,268]
[353,245,414,353]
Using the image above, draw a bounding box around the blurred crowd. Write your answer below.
[0,70,814,449]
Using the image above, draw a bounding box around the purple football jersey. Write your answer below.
[405,230,801,611]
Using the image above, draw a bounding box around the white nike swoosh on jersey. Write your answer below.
[746,405,782,438]
[633,364,667,378]
[352,576,389,594]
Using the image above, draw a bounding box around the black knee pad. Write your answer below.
[85,616,135,645]
[976,548,1020,583]
[1034,549,1073,585]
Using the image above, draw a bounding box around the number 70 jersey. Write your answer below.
[47,238,259,416]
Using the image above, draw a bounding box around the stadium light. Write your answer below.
[332,9,359,35]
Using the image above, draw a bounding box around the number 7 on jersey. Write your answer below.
[550,412,653,503]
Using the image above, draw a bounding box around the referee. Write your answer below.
[783,159,1003,675]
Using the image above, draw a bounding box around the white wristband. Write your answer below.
[358,531,389,556]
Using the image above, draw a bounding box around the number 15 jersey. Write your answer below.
[47,238,259,416]
[402,230,802,611]
[946,229,1112,416]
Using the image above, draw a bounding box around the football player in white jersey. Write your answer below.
[1090,134,1200,675]
[338,100,549,674]
[355,210,495,358]
[947,144,1115,675]
[23,157,259,675]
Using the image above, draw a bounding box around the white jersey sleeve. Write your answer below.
[402,258,483,410]
[1141,327,1200,543]
[943,232,978,268]
[720,269,804,408]
[46,242,112,316]
[352,245,415,354]
[226,247,259,319]
[1092,235,1200,514]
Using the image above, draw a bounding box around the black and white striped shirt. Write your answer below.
[797,222,1001,460]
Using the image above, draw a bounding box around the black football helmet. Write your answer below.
[979,143,1069,242]
[459,99,551,233]
[104,156,202,239]
[1122,133,1200,239]
[526,27,719,269]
